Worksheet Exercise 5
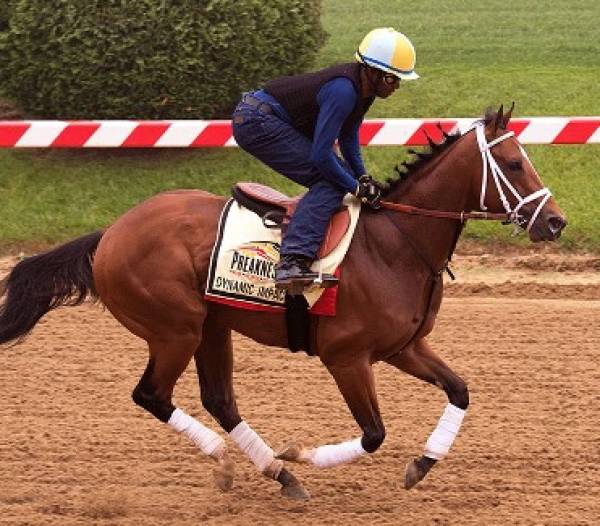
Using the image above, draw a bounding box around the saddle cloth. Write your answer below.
[204,195,361,315]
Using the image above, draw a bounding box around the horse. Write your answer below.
[0,106,566,501]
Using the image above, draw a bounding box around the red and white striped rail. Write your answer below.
[0,117,598,147]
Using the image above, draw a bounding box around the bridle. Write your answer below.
[380,121,552,234]
[472,122,551,233]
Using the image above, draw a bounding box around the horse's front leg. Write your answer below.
[277,359,385,469]
[385,338,469,489]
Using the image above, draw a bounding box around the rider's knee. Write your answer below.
[446,377,469,410]
[362,425,386,453]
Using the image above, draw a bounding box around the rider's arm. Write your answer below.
[338,119,367,178]
[310,78,360,194]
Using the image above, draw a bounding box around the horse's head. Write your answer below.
[473,104,567,241]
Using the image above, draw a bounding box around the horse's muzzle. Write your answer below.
[547,215,567,238]
[530,213,567,241]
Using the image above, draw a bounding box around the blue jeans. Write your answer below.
[232,99,347,260]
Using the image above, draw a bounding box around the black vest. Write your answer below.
[264,63,374,139]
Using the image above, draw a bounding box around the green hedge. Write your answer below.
[0,1,12,32]
[0,0,325,119]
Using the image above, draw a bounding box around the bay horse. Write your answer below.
[0,106,566,500]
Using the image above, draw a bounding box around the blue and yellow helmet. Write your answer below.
[355,28,419,80]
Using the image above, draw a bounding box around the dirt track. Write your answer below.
[1,251,599,525]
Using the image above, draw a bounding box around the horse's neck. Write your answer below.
[379,134,481,271]
[395,133,480,210]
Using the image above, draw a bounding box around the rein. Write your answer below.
[379,201,509,222]
[379,122,551,232]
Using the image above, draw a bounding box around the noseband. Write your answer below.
[380,122,552,233]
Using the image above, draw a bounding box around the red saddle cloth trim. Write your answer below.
[309,267,341,316]
[235,182,351,259]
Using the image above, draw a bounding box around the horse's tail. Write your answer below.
[0,231,104,346]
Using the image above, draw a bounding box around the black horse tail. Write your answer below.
[0,231,104,346]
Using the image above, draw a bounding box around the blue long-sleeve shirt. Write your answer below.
[255,77,367,194]
[311,78,367,193]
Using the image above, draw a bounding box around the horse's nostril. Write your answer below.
[548,216,567,235]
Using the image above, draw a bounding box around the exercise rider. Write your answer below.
[232,28,420,291]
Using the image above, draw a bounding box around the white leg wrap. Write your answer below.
[307,437,367,468]
[168,408,224,457]
[424,403,466,460]
[229,421,281,476]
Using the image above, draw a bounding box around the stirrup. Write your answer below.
[275,273,339,293]
[275,275,318,291]
[313,273,339,288]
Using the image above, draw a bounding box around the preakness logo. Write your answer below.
[228,241,279,282]
[209,240,286,304]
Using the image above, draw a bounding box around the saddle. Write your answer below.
[232,182,351,259]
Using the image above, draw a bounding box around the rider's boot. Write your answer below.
[275,254,338,290]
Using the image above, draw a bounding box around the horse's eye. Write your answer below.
[507,160,522,172]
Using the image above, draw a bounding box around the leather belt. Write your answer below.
[242,94,273,114]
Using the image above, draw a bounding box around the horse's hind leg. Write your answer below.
[194,318,309,500]
[385,337,469,489]
[131,333,232,489]
[94,228,233,490]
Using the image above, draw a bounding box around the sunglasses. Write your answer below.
[382,73,399,85]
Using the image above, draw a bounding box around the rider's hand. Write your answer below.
[354,175,382,209]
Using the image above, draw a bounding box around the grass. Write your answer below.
[0,148,303,250]
[0,0,599,252]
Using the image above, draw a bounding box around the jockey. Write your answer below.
[232,28,419,291]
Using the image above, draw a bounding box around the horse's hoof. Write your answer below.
[278,467,310,501]
[281,482,311,501]
[404,459,423,490]
[213,456,235,492]
[404,457,436,490]
[275,442,305,462]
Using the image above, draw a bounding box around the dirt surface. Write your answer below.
[1,250,598,525]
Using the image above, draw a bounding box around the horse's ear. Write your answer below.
[504,101,515,126]
[495,104,505,130]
